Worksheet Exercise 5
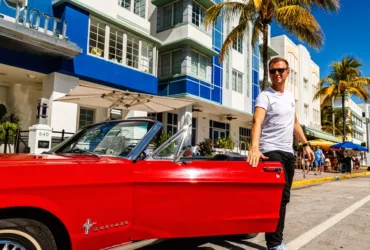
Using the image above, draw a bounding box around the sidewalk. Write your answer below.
[292,167,370,188]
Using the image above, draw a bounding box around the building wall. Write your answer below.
[333,97,365,143]
[270,35,321,129]
[6,83,41,130]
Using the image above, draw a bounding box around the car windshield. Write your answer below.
[50,120,153,158]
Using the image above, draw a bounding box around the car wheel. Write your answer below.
[0,218,57,250]
[221,233,259,240]
[245,233,258,239]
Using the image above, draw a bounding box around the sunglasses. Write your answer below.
[269,68,287,74]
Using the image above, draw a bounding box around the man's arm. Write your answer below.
[248,107,269,167]
[294,115,314,161]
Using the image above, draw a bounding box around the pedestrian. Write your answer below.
[247,57,314,250]
[314,146,325,175]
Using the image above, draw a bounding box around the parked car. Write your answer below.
[0,118,285,250]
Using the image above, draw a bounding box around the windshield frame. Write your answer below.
[49,118,163,161]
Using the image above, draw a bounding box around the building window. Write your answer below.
[126,34,140,69]
[118,0,146,18]
[160,53,171,76]
[79,108,95,129]
[160,50,182,77]
[88,17,155,75]
[190,50,199,75]
[190,50,209,81]
[209,120,230,144]
[352,130,363,141]
[167,113,178,135]
[162,1,183,29]
[148,112,163,122]
[119,0,131,10]
[141,41,154,73]
[163,5,173,29]
[89,18,106,58]
[233,37,243,53]
[172,50,182,74]
[239,127,251,143]
[134,0,146,18]
[192,2,205,28]
[109,27,124,63]
[232,70,243,93]
[192,117,197,146]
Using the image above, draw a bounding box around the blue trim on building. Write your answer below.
[252,45,260,112]
[158,75,222,103]
[0,0,158,95]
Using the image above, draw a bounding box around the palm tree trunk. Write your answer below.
[332,96,335,135]
[262,23,269,91]
[342,94,346,142]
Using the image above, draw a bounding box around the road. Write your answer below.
[141,176,370,250]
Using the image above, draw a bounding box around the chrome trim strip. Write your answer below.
[103,239,164,250]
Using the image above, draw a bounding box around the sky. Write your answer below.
[269,0,370,104]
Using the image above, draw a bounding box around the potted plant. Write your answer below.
[197,138,213,157]
[0,104,20,153]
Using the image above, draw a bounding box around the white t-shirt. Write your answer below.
[255,87,295,154]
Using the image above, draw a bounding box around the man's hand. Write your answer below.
[305,146,314,162]
[247,147,269,167]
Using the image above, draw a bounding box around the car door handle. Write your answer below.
[263,167,282,173]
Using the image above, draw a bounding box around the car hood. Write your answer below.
[0,153,129,166]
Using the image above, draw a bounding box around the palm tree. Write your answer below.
[204,0,339,90]
[321,106,352,138]
[314,56,370,142]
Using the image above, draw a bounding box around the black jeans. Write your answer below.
[263,150,295,249]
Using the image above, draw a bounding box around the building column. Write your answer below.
[42,73,80,133]
[178,105,192,146]
[122,33,127,65]
[153,46,157,76]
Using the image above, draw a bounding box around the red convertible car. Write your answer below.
[0,118,285,250]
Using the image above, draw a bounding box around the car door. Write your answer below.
[130,129,285,240]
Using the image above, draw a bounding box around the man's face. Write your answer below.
[269,61,289,85]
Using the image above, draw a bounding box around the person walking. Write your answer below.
[248,57,314,250]
[314,146,325,175]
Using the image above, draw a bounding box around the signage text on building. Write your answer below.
[1,0,69,40]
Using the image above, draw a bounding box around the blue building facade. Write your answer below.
[0,0,159,94]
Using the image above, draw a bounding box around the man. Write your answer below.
[248,57,314,250]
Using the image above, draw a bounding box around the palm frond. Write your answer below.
[204,2,252,29]
[218,21,249,62]
[274,6,324,49]
[307,0,340,12]
[347,86,370,102]
[251,18,262,47]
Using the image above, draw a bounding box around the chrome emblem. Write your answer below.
[82,218,97,235]
[82,218,128,235]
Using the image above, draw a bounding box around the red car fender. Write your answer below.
[0,193,73,234]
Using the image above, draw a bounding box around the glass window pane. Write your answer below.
[163,5,173,28]
[192,2,200,26]
[199,55,207,80]
[134,0,146,18]
[126,34,139,69]
[119,0,131,10]
[172,50,182,74]
[161,53,171,76]
[191,51,198,75]
[173,1,183,25]
[89,18,105,58]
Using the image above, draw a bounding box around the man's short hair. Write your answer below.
[269,57,289,69]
